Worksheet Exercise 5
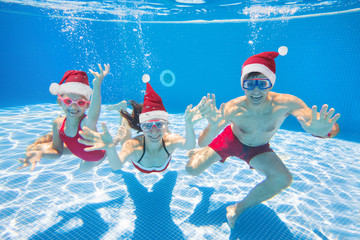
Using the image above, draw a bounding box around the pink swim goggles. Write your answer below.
[58,95,90,107]
[140,120,167,132]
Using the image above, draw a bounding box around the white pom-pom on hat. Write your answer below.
[142,74,150,83]
[278,46,288,56]
[49,83,60,95]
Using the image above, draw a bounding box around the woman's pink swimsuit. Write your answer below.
[59,115,106,162]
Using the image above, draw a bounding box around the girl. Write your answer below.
[19,64,110,172]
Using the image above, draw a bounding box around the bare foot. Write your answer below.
[226,204,238,229]
[107,100,127,112]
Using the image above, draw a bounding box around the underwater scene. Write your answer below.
[1,1,360,239]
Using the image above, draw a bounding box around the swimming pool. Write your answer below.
[1,1,360,239]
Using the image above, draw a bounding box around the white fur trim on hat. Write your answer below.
[139,110,169,123]
[241,63,276,87]
[49,82,92,100]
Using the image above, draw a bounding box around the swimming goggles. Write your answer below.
[243,78,272,90]
[140,120,167,132]
[58,95,90,107]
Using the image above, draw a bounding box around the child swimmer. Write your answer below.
[19,64,110,172]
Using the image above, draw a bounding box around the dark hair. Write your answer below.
[121,100,143,133]
[245,72,263,79]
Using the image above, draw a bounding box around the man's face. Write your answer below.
[242,73,272,105]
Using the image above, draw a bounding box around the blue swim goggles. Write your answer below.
[243,78,272,90]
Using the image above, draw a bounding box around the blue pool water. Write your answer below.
[1,1,360,239]
[1,105,360,239]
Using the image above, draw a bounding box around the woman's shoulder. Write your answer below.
[124,135,144,148]
[163,132,183,142]
[120,137,143,161]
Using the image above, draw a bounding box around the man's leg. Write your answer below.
[226,151,293,228]
[186,146,222,176]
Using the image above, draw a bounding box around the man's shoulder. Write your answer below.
[270,92,306,110]
[225,96,247,117]
[228,96,247,105]
[271,92,301,104]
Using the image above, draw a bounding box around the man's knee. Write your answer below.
[272,171,293,190]
[186,147,216,176]
[185,163,201,176]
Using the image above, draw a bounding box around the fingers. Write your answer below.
[325,108,335,121]
[30,161,37,171]
[79,129,95,141]
[202,99,212,110]
[90,63,110,79]
[17,163,29,170]
[78,138,95,146]
[101,122,110,135]
[311,105,318,120]
[98,63,104,75]
[211,94,216,108]
[199,96,207,106]
[319,104,328,120]
[17,159,29,170]
[185,104,192,115]
[104,63,110,74]
[82,126,94,135]
[330,113,341,124]
[84,146,102,152]
[89,69,100,78]
[18,157,38,171]
[199,105,211,116]
[220,103,225,115]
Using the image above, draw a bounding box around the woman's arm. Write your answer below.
[78,123,132,171]
[198,94,227,147]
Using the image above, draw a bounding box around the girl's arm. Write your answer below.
[19,118,64,171]
[85,64,110,129]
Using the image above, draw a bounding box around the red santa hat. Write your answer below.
[241,46,288,87]
[139,75,169,123]
[49,70,92,100]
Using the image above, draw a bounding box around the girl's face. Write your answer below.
[141,119,168,143]
[58,93,90,118]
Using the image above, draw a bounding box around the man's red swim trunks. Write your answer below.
[208,125,273,166]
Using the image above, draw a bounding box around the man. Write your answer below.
[186,47,340,229]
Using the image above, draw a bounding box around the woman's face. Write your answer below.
[140,119,168,143]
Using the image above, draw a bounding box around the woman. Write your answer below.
[79,80,210,173]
